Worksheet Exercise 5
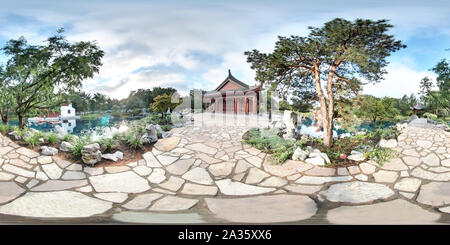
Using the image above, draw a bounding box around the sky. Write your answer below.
[0,0,449,99]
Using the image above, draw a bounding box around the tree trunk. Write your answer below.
[18,114,25,129]
[373,118,377,129]
[312,67,331,147]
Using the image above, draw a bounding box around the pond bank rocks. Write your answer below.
[102,151,124,162]
[40,146,58,156]
[59,141,74,152]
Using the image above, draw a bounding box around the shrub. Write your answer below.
[24,134,40,148]
[243,129,296,164]
[47,133,60,144]
[98,137,118,152]
[127,135,143,149]
[423,112,437,121]
[161,124,172,131]
[364,146,396,165]
[72,138,88,160]
[62,134,75,143]
[0,124,10,134]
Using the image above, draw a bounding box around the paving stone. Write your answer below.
[381,158,408,171]
[196,153,221,164]
[0,146,14,156]
[422,153,440,167]
[53,158,72,169]
[83,167,104,176]
[166,159,195,175]
[284,184,322,194]
[417,182,450,206]
[152,188,176,195]
[182,167,213,185]
[208,162,235,177]
[216,179,275,196]
[153,136,180,152]
[26,179,38,189]
[61,171,87,180]
[373,170,399,183]
[0,191,112,218]
[0,172,15,181]
[14,176,27,183]
[94,193,128,203]
[295,176,352,185]
[90,171,151,193]
[319,182,394,203]
[142,152,162,167]
[359,162,376,174]
[158,176,185,191]
[122,193,163,210]
[347,166,360,175]
[2,164,35,178]
[400,171,409,177]
[304,166,336,176]
[327,199,439,224]
[37,156,53,164]
[15,147,39,158]
[394,178,421,192]
[0,182,26,204]
[258,176,288,187]
[77,185,92,192]
[35,171,48,181]
[9,158,33,169]
[416,140,433,149]
[234,159,253,174]
[411,167,438,180]
[147,168,166,184]
[66,164,83,171]
[354,174,368,181]
[205,195,317,223]
[186,143,217,155]
[403,149,420,157]
[31,179,89,191]
[337,168,349,176]
[156,154,178,166]
[42,163,62,179]
[442,159,450,167]
[287,173,302,181]
[245,167,270,184]
[181,183,218,195]
[149,196,199,211]
[105,166,130,174]
[132,165,152,176]
[246,156,262,168]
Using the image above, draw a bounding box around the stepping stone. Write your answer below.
[94,193,129,203]
[402,156,421,166]
[180,183,218,195]
[158,176,185,191]
[417,182,450,206]
[90,171,151,193]
[258,176,288,187]
[122,193,163,210]
[246,156,262,168]
[245,168,270,184]
[142,152,162,167]
[147,168,166,184]
[359,162,376,174]
[208,162,235,177]
[182,167,213,185]
[373,170,398,183]
[0,172,15,181]
[411,167,438,180]
[304,166,336,176]
[0,182,25,204]
[205,195,317,223]
[31,179,89,191]
[77,185,93,192]
[66,164,83,171]
[416,140,432,149]
[354,174,368,181]
[54,158,72,169]
[381,158,408,171]
[403,149,420,157]
[327,199,439,224]
[37,156,53,164]
[0,191,112,218]
[156,154,178,166]
[284,184,322,194]
[166,159,195,175]
[319,182,394,204]
[422,153,440,167]
[133,166,152,176]
[35,171,49,181]
[215,179,275,196]
[337,168,349,176]
[295,176,352,185]
[42,163,62,179]
[10,159,33,169]
[153,136,180,152]
[0,146,14,155]
[112,211,206,224]
[186,143,217,155]
[196,153,221,164]
[83,167,104,176]
[15,147,40,158]
[394,178,421,192]
[2,164,35,178]
[263,159,313,177]
[61,171,87,180]
[149,196,199,211]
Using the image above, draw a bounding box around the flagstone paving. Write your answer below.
[0,113,449,224]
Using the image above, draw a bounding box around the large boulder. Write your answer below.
[282,110,297,139]
[59,141,74,152]
[102,151,124,162]
[81,143,102,166]
[155,125,172,138]
[292,147,308,161]
[348,150,366,161]
[143,124,158,143]
[41,146,58,156]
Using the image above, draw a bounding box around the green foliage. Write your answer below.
[364,146,396,165]
[24,133,40,148]
[423,112,438,121]
[72,138,88,160]
[81,114,102,120]
[355,95,399,129]
[151,93,183,118]
[243,129,296,164]
[46,133,60,144]
[62,134,75,143]
[98,137,118,152]
[161,124,172,131]
[0,124,10,134]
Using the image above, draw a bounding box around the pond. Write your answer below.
[8,115,144,136]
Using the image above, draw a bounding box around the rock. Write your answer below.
[379,139,398,148]
[181,183,218,196]
[154,136,180,152]
[296,175,352,185]
[373,170,399,183]
[94,193,128,203]
[394,178,421,192]
[149,196,199,211]
[320,153,331,164]
[158,176,185,191]
[81,143,102,166]
[40,146,58,156]
[32,180,89,191]
[245,168,270,184]
[54,125,67,136]
[205,195,317,223]
[2,164,35,178]
[347,152,366,161]
[422,153,440,167]
[182,167,213,185]
[208,162,235,177]
[416,182,450,206]
[305,156,325,166]
[216,179,276,196]
[0,191,112,218]
[144,124,158,143]
[89,171,151,193]
[147,168,166,184]
[59,141,74,152]
[327,199,439,224]
[0,182,26,204]
[284,184,322,194]
[292,147,308,161]
[122,193,163,210]
[319,182,394,204]
[282,110,297,139]
[8,131,20,140]
[166,159,195,175]
[358,164,375,175]
[42,163,63,179]
[416,139,432,149]
[132,165,152,176]
[102,151,124,162]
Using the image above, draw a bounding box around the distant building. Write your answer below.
[203,69,261,114]
[60,103,76,118]
[410,103,423,115]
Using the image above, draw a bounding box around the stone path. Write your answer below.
[0,113,449,224]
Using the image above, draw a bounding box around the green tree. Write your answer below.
[0,66,16,124]
[245,18,405,147]
[420,59,450,117]
[355,95,399,129]
[1,28,104,128]
[151,93,183,118]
